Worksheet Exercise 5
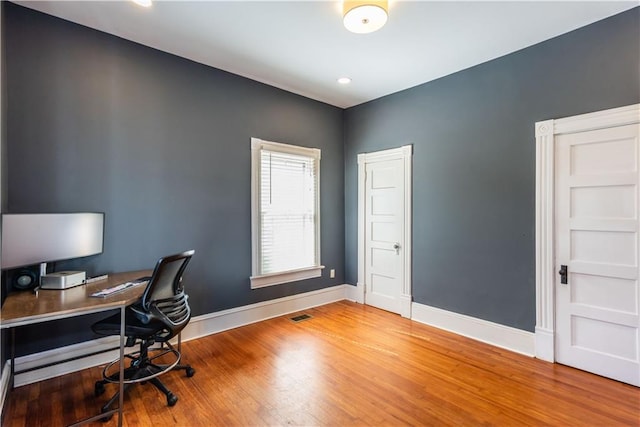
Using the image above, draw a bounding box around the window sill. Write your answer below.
[250,265,325,289]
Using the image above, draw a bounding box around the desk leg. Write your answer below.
[10,328,15,389]
[117,306,125,427]
[66,307,127,427]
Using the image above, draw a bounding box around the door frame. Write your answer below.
[357,145,413,318]
[534,103,640,362]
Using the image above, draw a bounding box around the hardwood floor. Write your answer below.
[3,300,639,426]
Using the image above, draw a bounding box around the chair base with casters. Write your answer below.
[94,337,195,419]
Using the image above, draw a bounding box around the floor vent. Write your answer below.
[290,314,312,323]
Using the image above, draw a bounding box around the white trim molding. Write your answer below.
[11,336,124,387]
[249,265,324,289]
[535,118,556,362]
[356,153,366,305]
[412,303,535,356]
[344,283,360,302]
[534,103,640,362]
[9,284,350,388]
[357,145,413,318]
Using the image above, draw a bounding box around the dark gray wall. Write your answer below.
[4,3,344,355]
[344,7,640,331]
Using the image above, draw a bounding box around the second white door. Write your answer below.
[555,122,640,386]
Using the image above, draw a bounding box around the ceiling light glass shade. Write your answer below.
[132,0,152,7]
[343,1,388,34]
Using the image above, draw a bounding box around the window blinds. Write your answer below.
[259,149,318,275]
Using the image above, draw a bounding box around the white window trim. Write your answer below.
[250,265,325,289]
[250,138,324,289]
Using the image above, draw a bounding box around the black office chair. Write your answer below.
[91,250,196,417]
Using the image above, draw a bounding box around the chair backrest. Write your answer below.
[136,250,195,340]
[141,250,194,309]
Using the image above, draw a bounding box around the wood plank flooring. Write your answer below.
[3,300,639,426]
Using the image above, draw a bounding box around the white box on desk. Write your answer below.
[40,271,86,289]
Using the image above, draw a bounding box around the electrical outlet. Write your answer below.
[330,269,335,278]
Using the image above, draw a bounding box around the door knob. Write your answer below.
[559,265,568,285]
[393,243,400,254]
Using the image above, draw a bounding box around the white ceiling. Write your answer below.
[13,1,639,108]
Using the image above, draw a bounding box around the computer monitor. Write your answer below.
[1,213,104,271]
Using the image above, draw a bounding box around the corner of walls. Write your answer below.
[344,282,359,302]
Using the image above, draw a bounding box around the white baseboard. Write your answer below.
[8,288,537,391]
[400,295,412,318]
[0,361,11,416]
[535,326,555,362]
[11,284,351,387]
[354,282,365,304]
[345,283,359,302]
[12,336,123,387]
[180,284,349,342]
[411,302,535,357]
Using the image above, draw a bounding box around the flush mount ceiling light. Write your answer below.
[343,0,388,34]
[337,77,352,84]
[132,0,152,7]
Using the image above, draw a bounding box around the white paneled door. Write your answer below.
[358,145,412,317]
[555,123,640,386]
[365,158,405,314]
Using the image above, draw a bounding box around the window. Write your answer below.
[250,138,323,288]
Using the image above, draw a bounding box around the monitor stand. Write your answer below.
[39,262,48,278]
[35,262,48,292]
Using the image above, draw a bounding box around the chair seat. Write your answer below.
[92,307,167,340]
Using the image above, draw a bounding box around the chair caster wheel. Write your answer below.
[95,381,105,397]
[100,406,113,422]
[186,367,195,377]
[167,392,178,407]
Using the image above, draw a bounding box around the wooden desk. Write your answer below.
[1,270,152,426]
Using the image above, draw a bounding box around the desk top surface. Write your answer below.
[0,270,152,328]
